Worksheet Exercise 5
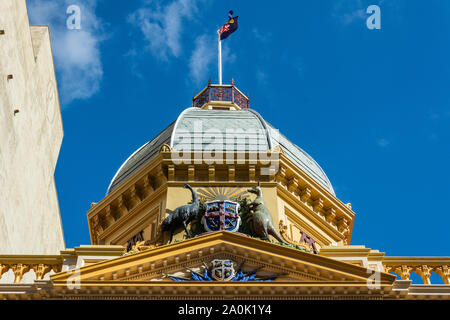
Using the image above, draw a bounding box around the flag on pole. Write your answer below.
[218,10,238,40]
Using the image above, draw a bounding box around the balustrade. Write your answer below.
[0,257,62,284]
[192,81,249,110]
[383,258,450,284]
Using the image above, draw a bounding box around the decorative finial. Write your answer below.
[208,78,212,86]
[231,78,234,85]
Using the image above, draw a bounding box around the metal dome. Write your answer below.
[107,108,335,195]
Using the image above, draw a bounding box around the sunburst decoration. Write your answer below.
[196,186,250,202]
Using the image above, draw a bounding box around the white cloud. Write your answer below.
[256,69,268,86]
[128,0,200,60]
[252,28,271,44]
[188,34,236,85]
[129,0,234,84]
[27,0,104,105]
[189,34,215,85]
[333,0,366,25]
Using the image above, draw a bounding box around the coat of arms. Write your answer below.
[201,200,241,232]
[167,259,278,282]
[211,259,235,281]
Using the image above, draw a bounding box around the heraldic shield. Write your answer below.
[202,200,241,232]
[211,259,236,281]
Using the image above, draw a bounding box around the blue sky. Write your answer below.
[27,0,449,271]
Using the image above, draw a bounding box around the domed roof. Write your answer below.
[107,108,335,195]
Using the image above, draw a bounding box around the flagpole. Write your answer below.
[218,31,222,85]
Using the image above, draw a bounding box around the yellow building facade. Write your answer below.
[1,1,449,301]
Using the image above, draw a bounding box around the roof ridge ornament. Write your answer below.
[159,144,173,153]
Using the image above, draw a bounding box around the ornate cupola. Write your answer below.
[192,79,249,110]
[87,80,354,255]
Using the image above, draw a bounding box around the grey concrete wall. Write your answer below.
[0,0,65,254]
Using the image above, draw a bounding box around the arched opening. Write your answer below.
[21,269,36,283]
[409,270,423,284]
[0,269,14,284]
[430,271,445,284]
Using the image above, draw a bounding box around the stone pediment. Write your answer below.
[48,232,398,299]
[52,232,394,283]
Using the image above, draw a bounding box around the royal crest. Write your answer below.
[211,259,235,281]
[167,259,278,282]
[202,200,241,232]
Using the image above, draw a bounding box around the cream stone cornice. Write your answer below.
[95,186,167,242]
[278,153,355,222]
[368,251,386,261]
[108,207,160,245]
[44,281,402,301]
[277,187,346,244]
[87,153,165,219]
[282,207,333,246]
[276,155,355,244]
[320,246,374,257]
[320,246,386,267]
[0,255,62,264]
[60,246,125,258]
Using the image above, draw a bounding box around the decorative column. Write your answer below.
[0,264,10,279]
[394,265,413,280]
[435,265,450,284]
[11,263,30,284]
[415,265,432,285]
[383,265,393,274]
[33,264,52,280]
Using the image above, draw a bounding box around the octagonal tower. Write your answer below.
[87,82,355,252]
